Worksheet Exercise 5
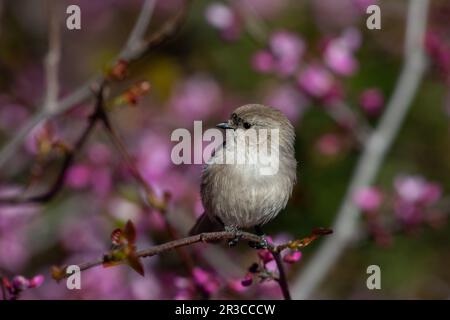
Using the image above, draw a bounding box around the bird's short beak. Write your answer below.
[216,122,233,130]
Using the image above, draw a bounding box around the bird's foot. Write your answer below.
[225,226,242,247]
[248,235,268,249]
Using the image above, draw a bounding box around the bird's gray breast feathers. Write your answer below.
[201,149,296,228]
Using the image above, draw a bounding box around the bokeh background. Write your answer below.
[0,0,449,299]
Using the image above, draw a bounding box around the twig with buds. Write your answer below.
[52,223,332,301]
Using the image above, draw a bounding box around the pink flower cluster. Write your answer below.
[174,267,221,299]
[249,27,363,111]
[393,175,442,226]
[426,31,450,84]
[205,3,241,41]
[2,274,44,300]
[252,31,305,77]
[353,175,445,246]
[358,88,384,116]
[65,143,113,197]
[239,235,302,289]
[353,186,383,214]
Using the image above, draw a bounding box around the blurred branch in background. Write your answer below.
[0,0,188,170]
[291,0,430,299]
[120,0,156,60]
[43,0,61,114]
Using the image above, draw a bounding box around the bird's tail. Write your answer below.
[188,212,223,236]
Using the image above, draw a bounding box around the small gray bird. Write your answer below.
[189,104,297,240]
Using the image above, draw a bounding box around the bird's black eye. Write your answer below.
[243,122,251,129]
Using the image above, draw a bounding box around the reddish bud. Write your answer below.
[241,273,253,287]
[123,81,151,106]
[108,59,128,81]
[111,228,123,246]
[257,249,274,264]
[283,251,302,264]
[28,275,44,288]
[12,276,29,290]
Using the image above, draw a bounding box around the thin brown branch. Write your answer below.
[53,228,332,300]
[272,251,291,300]
[0,83,106,204]
[55,231,266,280]
[0,0,191,169]
[120,0,157,60]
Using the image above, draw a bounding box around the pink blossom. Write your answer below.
[394,200,422,226]
[270,31,305,76]
[192,267,210,285]
[65,164,91,189]
[394,175,429,203]
[12,276,30,290]
[264,259,277,273]
[174,276,191,290]
[422,183,442,205]
[205,3,235,30]
[359,88,384,116]
[425,31,450,77]
[137,133,172,183]
[28,275,44,288]
[228,279,248,293]
[393,175,442,226]
[264,85,309,123]
[171,75,222,123]
[251,50,275,73]
[298,64,334,98]
[205,3,241,40]
[241,273,253,287]
[192,267,220,295]
[283,251,302,264]
[353,187,383,212]
[258,249,274,263]
[324,38,358,76]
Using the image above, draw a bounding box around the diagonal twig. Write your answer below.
[43,0,61,113]
[0,0,189,170]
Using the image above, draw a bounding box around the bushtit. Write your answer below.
[189,104,297,241]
